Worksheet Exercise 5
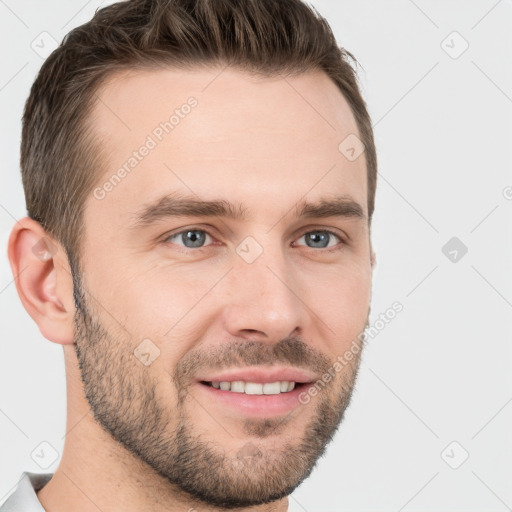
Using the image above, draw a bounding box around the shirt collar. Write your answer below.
[0,472,53,512]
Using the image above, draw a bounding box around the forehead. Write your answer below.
[85,66,367,230]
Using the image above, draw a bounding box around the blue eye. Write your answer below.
[295,230,342,249]
[163,228,344,252]
[165,229,213,249]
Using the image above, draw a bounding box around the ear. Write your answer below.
[370,244,377,270]
[7,217,75,345]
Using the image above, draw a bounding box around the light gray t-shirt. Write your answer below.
[0,472,52,511]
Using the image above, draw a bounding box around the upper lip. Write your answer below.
[197,366,317,384]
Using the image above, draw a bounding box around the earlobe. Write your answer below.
[7,217,75,345]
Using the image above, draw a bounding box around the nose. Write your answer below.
[221,244,308,342]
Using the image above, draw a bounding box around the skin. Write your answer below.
[8,66,376,512]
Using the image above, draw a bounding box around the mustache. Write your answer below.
[173,337,332,389]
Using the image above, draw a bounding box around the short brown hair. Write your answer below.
[21,0,377,267]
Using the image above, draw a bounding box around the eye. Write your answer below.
[162,228,344,252]
[164,229,214,249]
[294,230,343,250]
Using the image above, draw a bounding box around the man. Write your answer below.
[4,0,377,510]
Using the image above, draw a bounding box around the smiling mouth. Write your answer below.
[200,380,307,395]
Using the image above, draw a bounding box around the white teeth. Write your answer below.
[245,382,263,395]
[210,380,297,395]
[230,381,245,393]
[263,382,281,395]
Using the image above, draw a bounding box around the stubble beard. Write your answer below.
[70,264,366,508]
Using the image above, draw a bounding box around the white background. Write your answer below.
[1,1,511,510]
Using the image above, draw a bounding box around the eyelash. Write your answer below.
[161,227,346,253]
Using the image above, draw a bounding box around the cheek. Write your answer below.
[106,266,216,365]
[90,256,206,331]
[310,263,372,347]
[132,265,217,321]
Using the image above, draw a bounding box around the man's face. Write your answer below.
[73,66,373,507]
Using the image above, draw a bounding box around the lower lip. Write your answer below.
[196,382,308,418]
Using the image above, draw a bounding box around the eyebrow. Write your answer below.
[129,192,366,229]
